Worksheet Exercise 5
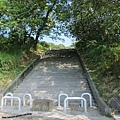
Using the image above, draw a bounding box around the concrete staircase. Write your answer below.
[13,49,92,105]
[0,49,114,120]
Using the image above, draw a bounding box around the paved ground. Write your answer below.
[0,106,114,120]
[0,49,115,120]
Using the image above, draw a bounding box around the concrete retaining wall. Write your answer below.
[75,49,111,116]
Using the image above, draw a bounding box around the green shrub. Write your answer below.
[79,44,120,75]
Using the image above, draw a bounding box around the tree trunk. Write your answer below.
[34,36,39,51]
[33,1,57,51]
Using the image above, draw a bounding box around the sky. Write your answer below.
[0,31,75,47]
[42,35,75,47]
[0,27,75,47]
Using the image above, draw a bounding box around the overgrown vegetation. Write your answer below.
[0,45,37,89]
[76,43,120,104]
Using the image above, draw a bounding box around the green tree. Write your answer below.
[73,1,119,48]
[55,0,120,50]
[57,44,65,49]
[0,0,68,50]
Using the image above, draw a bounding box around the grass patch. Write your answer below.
[89,70,120,103]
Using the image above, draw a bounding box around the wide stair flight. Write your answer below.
[13,49,92,105]
[0,49,113,120]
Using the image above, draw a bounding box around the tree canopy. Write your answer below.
[0,0,68,50]
[0,0,120,51]
[57,0,120,49]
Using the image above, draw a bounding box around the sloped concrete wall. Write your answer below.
[109,91,120,111]
[75,49,111,116]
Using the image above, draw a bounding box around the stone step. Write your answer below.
[24,76,85,80]
[36,60,80,63]
[28,72,84,75]
[17,81,88,86]
[14,90,91,95]
[16,80,88,85]
[16,83,89,89]
[16,84,89,89]
[30,70,83,74]
[14,87,91,93]
[18,79,88,85]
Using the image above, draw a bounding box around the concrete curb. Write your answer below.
[75,49,112,116]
